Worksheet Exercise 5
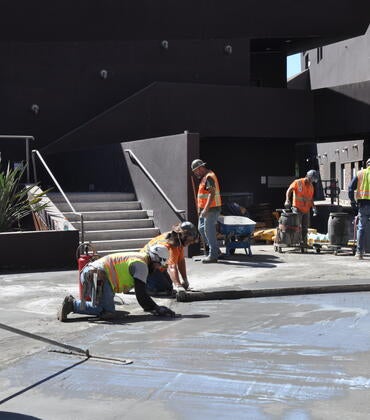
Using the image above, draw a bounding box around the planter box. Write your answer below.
[0,230,79,271]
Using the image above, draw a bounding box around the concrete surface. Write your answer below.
[1,245,370,419]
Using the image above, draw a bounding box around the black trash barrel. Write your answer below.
[328,212,353,246]
[277,211,301,245]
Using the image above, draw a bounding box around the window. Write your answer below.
[316,47,323,63]
[351,162,356,179]
[304,53,310,69]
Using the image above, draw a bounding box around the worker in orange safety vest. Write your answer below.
[191,159,222,263]
[285,170,319,246]
[141,221,199,295]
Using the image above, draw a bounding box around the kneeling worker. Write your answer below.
[57,245,175,321]
[141,221,198,294]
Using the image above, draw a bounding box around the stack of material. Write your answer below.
[247,203,275,230]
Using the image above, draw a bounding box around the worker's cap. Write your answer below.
[306,169,319,183]
[179,221,198,238]
[191,159,206,171]
[366,158,370,167]
[148,244,169,267]
[173,221,199,243]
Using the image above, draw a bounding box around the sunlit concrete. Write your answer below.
[1,245,370,419]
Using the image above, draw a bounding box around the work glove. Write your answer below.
[181,279,190,290]
[284,200,291,209]
[151,305,176,317]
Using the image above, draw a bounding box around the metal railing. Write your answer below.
[322,179,340,205]
[32,149,85,243]
[0,135,34,183]
[124,149,186,222]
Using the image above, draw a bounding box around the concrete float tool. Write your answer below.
[176,283,370,302]
[0,322,132,365]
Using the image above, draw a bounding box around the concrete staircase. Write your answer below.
[48,192,159,256]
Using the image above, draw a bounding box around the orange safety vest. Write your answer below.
[356,167,370,200]
[290,178,314,214]
[197,171,222,210]
[141,232,184,266]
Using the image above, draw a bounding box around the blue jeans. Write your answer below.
[357,203,370,254]
[73,280,115,316]
[199,207,221,259]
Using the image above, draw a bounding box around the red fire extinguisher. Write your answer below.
[76,242,97,300]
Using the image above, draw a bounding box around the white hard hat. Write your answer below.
[148,244,169,267]
[306,169,319,183]
[191,159,206,171]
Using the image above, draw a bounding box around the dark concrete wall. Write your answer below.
[123,133,199,234]
[43,83,315,155]
[40,144,133,193]
[1,230,79,271]
[1,1,367,42]
[200,137,297,211]
[0,40,250,150]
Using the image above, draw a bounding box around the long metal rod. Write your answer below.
[0,322,89,356]
[32,149,84,243]
[177,283,370,302]
[124,149,185,222]
[0,322,133,365]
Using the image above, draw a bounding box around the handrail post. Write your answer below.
[31,150,38,183]
[0,135,34,183]
[80,214,85,244]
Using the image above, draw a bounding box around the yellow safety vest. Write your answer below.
[356,167,370,200]
[102,253,148,293]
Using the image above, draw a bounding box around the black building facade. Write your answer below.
[1,1,369,212]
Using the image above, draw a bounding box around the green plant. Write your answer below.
[0,161,49,232]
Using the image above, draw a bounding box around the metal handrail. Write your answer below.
[31,149,85,243]
[124,149,185,222]
[0,135,34,183]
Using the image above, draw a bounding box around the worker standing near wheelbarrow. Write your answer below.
[284,170,319,248]
[191,159,222,263]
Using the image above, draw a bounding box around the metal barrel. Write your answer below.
[328,212,352,246]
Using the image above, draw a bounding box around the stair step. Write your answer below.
[71,219,154,230]
[84,228,160,241]
[97,248,143,256]
[91,238,152,251]
[65,210,148,221]
[56,201,141,212]
[47,192,135,203]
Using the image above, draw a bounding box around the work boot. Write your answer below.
[57,295,75,322]
[356,253,364,260]
[202,256,218,264]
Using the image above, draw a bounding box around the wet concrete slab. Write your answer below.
[1,245,370,419]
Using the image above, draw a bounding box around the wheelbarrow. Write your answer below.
[218,215,256,256]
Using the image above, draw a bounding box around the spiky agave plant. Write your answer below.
[0,161,49,231]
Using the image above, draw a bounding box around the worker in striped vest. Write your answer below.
[191,159,222,263]
[348,158,370,259]
[57,244,176,321]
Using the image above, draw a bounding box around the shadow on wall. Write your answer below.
[43,143,134,192]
